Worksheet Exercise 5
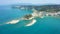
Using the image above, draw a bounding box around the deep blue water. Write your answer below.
[0,6,60,34]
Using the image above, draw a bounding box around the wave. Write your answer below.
[26,19,36,26]
[6,19,20,24]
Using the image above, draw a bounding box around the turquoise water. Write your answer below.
[0,6,60,34]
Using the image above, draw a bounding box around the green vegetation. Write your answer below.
[12,5,60,12]
[24,14,32,19]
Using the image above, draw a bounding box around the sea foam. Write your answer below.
[6,19,20,24]
[26,19,36,26]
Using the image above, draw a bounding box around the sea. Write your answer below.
[0,5,60,34]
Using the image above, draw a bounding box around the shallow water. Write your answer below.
[0,6,60,34]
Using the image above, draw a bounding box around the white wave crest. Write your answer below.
[26,19,36,26]
[6,19,20,24]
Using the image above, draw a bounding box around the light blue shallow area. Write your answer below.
[0,6,60,34]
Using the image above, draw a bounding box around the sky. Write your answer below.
[0,0,60,5]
